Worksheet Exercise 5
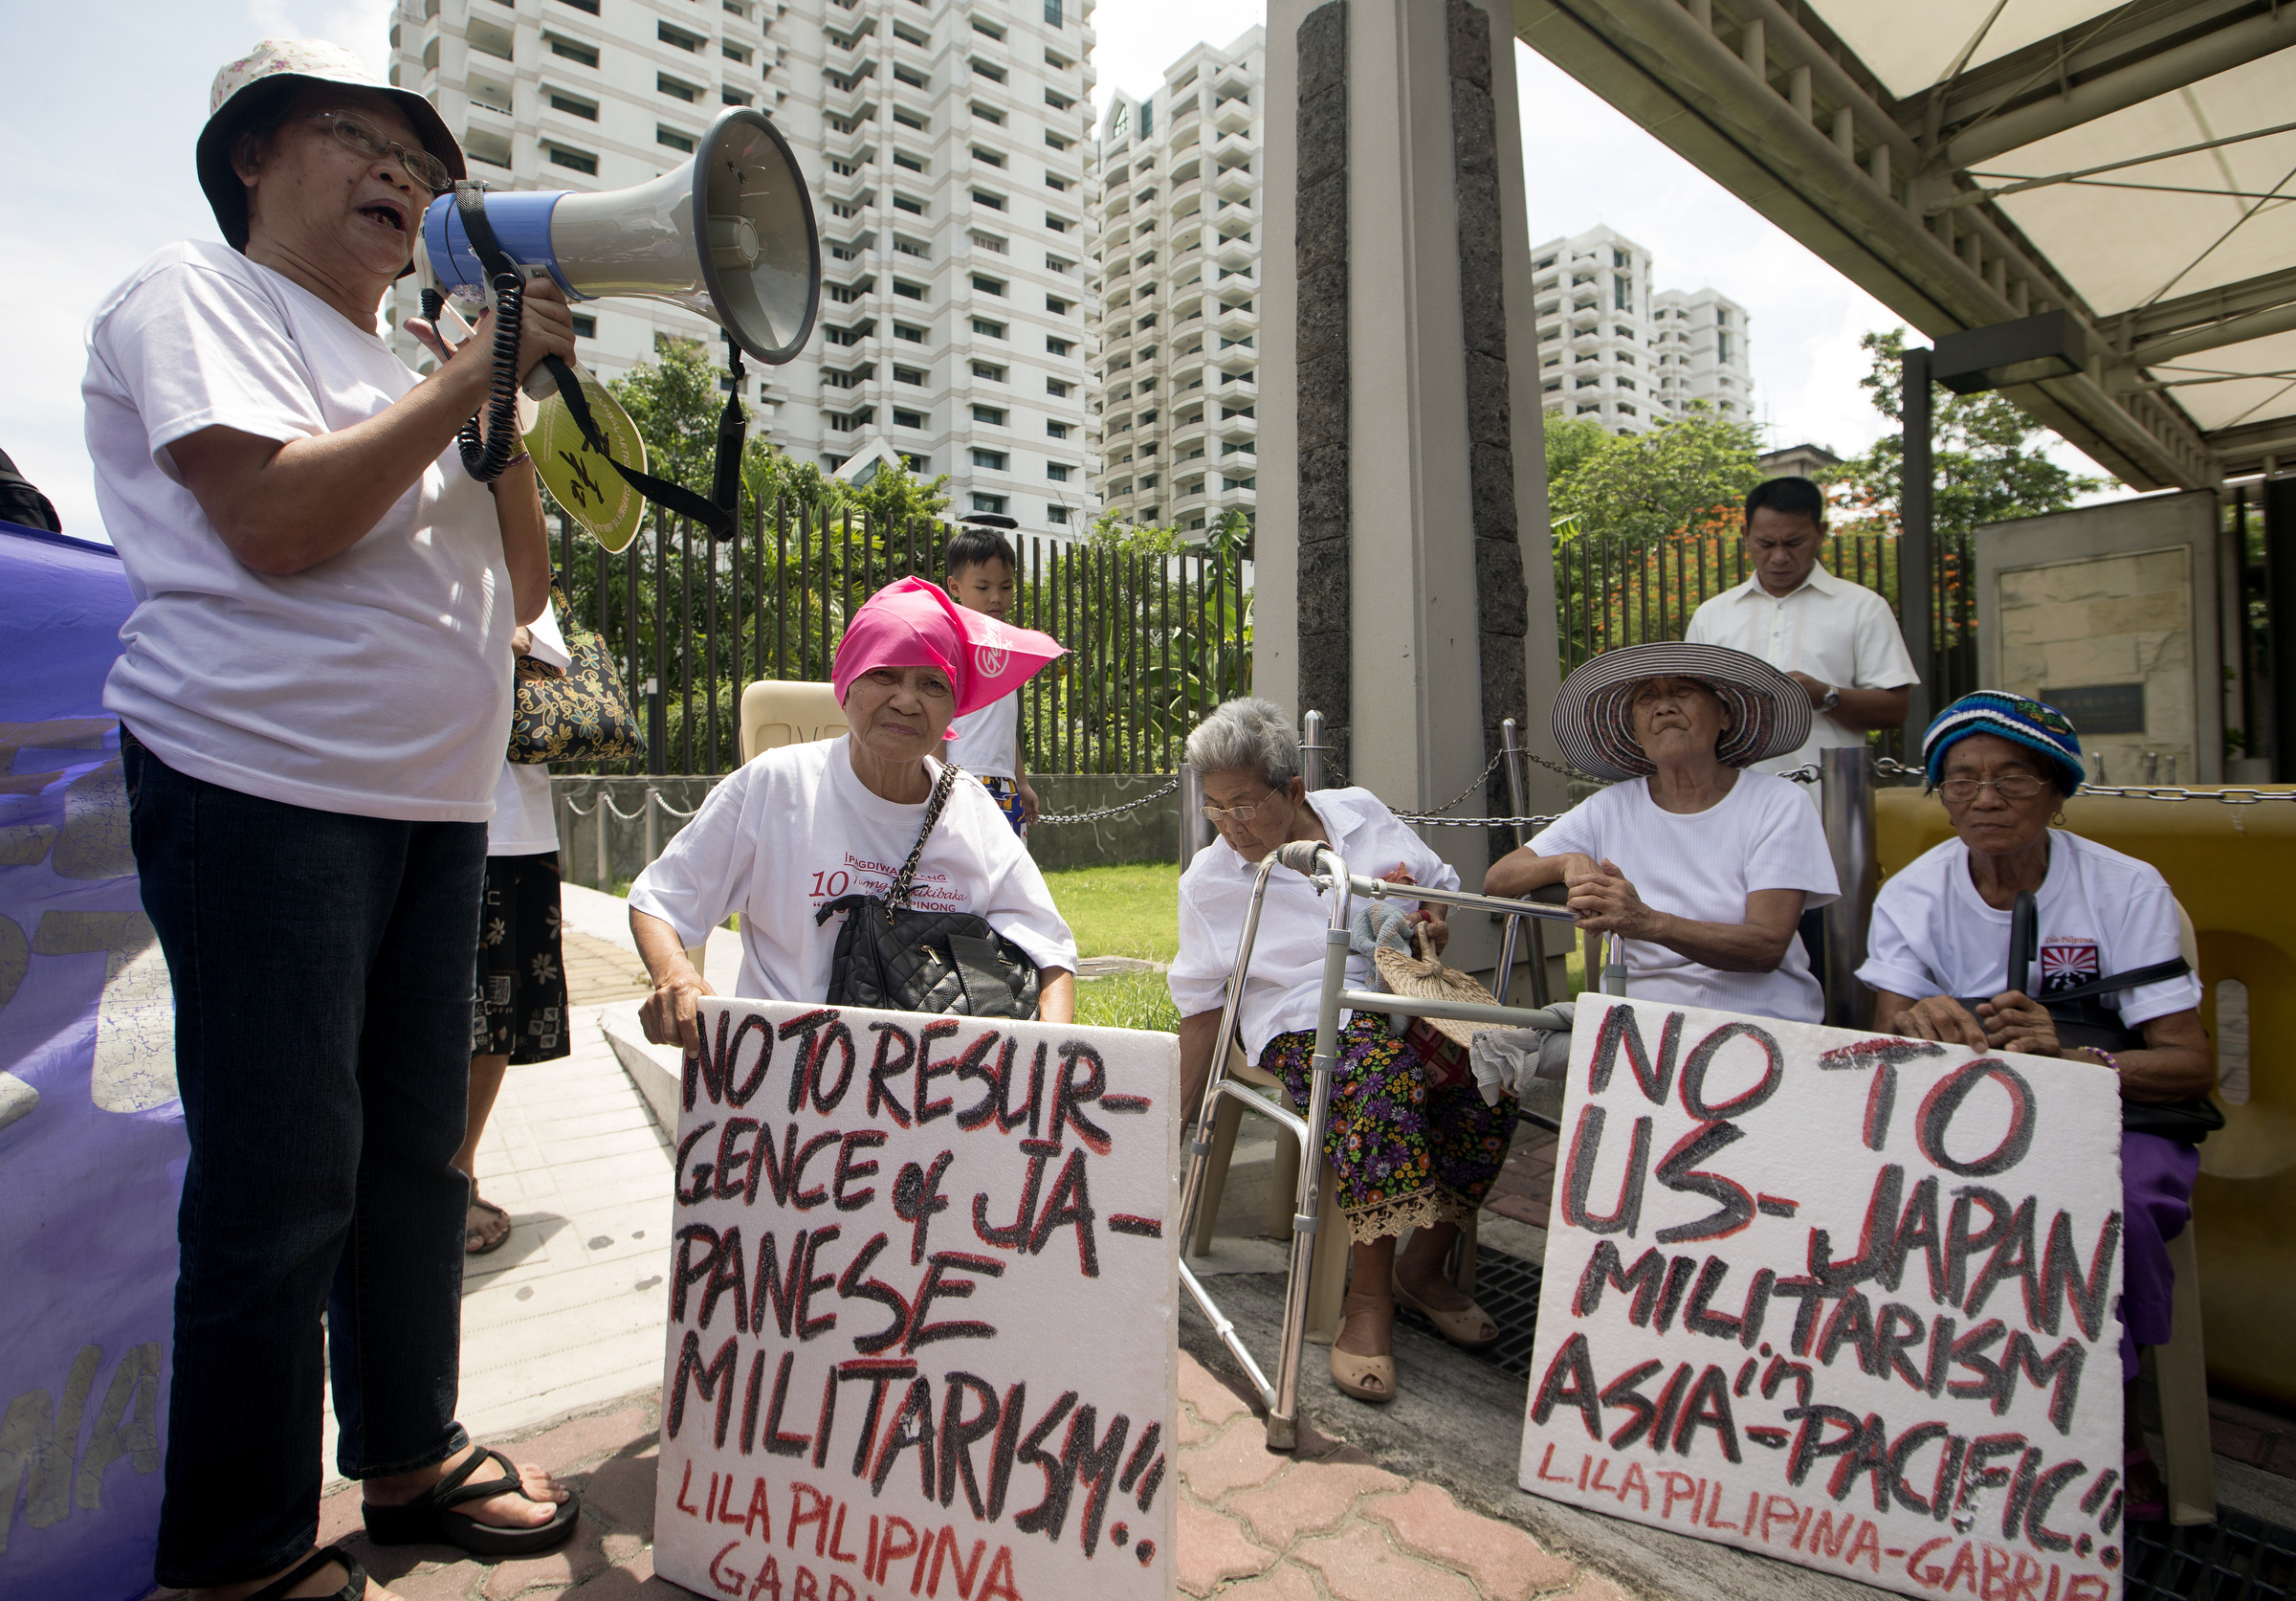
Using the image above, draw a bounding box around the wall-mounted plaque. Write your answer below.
[2046,682,2146,735]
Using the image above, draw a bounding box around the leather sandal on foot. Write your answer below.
[364,1446,580,1556]
[1392,1274,1500,1350]
[248,1544,366,1601]
[1330,1345,1398,1404]
[465,1197,513,1256]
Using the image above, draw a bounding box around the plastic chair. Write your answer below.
[1188,1037,1350,1345]
[738,679,848,764]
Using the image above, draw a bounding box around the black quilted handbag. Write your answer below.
[507,582,647,765]
[813,761,1043,1018]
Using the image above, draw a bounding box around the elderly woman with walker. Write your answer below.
[1857,693,2215,1522]
[1168,700,1533,1405]
[86,40,583,1601]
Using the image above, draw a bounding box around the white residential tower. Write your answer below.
[1529,225,1753,436]
[387,0,1102,533]
[1085,27,1264,533]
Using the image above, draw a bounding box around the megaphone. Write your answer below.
[421,107,820,364]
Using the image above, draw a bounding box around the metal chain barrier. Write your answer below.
[1033,775,1181,826]
[1390,809,1565,830]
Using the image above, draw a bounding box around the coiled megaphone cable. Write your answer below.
[419,276,527,484]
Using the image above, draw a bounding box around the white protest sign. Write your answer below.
[1518,997,2130,1601]
[653,999,1180,1601]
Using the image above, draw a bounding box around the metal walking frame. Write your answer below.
[1172,835,1588,1449]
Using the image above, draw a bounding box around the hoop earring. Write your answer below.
[2050,809,2067,827]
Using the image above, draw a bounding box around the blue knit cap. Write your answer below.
[1922,692,2086,795]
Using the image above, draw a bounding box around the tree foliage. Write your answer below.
[1545,406,1765,545]
[1824,328,2106,540]
[1541,412,1613,493]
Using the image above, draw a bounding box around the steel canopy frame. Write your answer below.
[1512,0,2296,488]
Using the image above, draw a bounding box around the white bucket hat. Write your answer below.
[197,39,465,250]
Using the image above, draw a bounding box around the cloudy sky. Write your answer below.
[2,0,2064,538]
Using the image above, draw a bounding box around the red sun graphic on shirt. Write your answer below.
[2039,941,2101,994]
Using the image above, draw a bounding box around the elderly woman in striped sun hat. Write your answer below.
[1486,641,1840,1021]
[1857,691,2214,1523]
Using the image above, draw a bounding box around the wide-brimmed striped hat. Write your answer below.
[1922,692,2086,796]
[1552,642,1811,781]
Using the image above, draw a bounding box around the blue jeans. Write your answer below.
[123,730,486,1589]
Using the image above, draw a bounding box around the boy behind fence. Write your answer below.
[941,517,1041,837]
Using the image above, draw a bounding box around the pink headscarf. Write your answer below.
[831,576,1066,719]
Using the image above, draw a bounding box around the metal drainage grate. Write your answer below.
[2123,1506,2296,1601]
[1401,1250,2296,1601]
[1394,1244,1544,1380]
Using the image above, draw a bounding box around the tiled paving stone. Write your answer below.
[1482,1124,1558,1232]
[142,1350,1622,1601]
[562,929,654,1006]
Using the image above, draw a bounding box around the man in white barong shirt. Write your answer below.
[1684,476,1917,785]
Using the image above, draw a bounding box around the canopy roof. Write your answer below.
[1517,0,2296,487]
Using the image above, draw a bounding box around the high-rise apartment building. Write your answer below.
[386,0,1101,534]
[1084,27,1264,533]
[1529,225,1753,436]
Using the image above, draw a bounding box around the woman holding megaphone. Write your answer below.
[84,40,583,1601]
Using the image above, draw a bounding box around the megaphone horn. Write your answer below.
[421,107,820,365]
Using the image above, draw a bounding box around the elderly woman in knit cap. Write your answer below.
[1857,691,2213,1522]
[631,577,1078,1045]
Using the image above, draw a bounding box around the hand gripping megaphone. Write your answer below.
[415,107,820,550]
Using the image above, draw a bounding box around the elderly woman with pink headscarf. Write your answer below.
[630,578,1078,1049]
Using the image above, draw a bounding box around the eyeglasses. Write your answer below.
[1936,774,2049,803]
[1200,789,1281,824]
[298,111,453,194]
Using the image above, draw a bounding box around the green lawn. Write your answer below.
[1041,862,1183,1032]
[1039,862,1181,962]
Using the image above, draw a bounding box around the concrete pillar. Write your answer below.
[1259,0,1565,970]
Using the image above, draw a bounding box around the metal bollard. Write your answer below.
[644,785,660,869]
[1300,710,1328,792]
[593,782,610,890]
[1494,718,1551,1007]
[1820,745,1878,1028]
[1179,763,1214,873]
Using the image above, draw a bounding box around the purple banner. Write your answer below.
[0,521,184,1601]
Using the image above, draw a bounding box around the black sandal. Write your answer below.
[363,1445,580,1556]
[465,1197,513,1256]
[248,1544,366,1601]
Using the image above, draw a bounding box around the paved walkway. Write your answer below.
[141,888,1645,1598]
[151,1348,1630,1601]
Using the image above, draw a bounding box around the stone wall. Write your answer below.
[1976,490,2223,784]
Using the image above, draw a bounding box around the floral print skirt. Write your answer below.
[472,851,570,1064]
[1258,1012,1515,1244]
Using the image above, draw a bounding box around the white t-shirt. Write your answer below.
[628,736,1076,1003]
[1858,831,2201,1026]
[1527,770,1838,1022]
[1684,566,1918,782]
[85,241,515,822]
[944,690,1020,781]
[1168,788,1460,1062]
[488,604,573,856]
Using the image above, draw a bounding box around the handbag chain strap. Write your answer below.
[884,761,966,917]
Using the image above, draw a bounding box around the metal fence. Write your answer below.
[552,508,1970,782]
[549,502,1253,779]
[1554,526,1979,752]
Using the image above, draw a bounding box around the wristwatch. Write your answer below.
[1817,683,1842,713]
